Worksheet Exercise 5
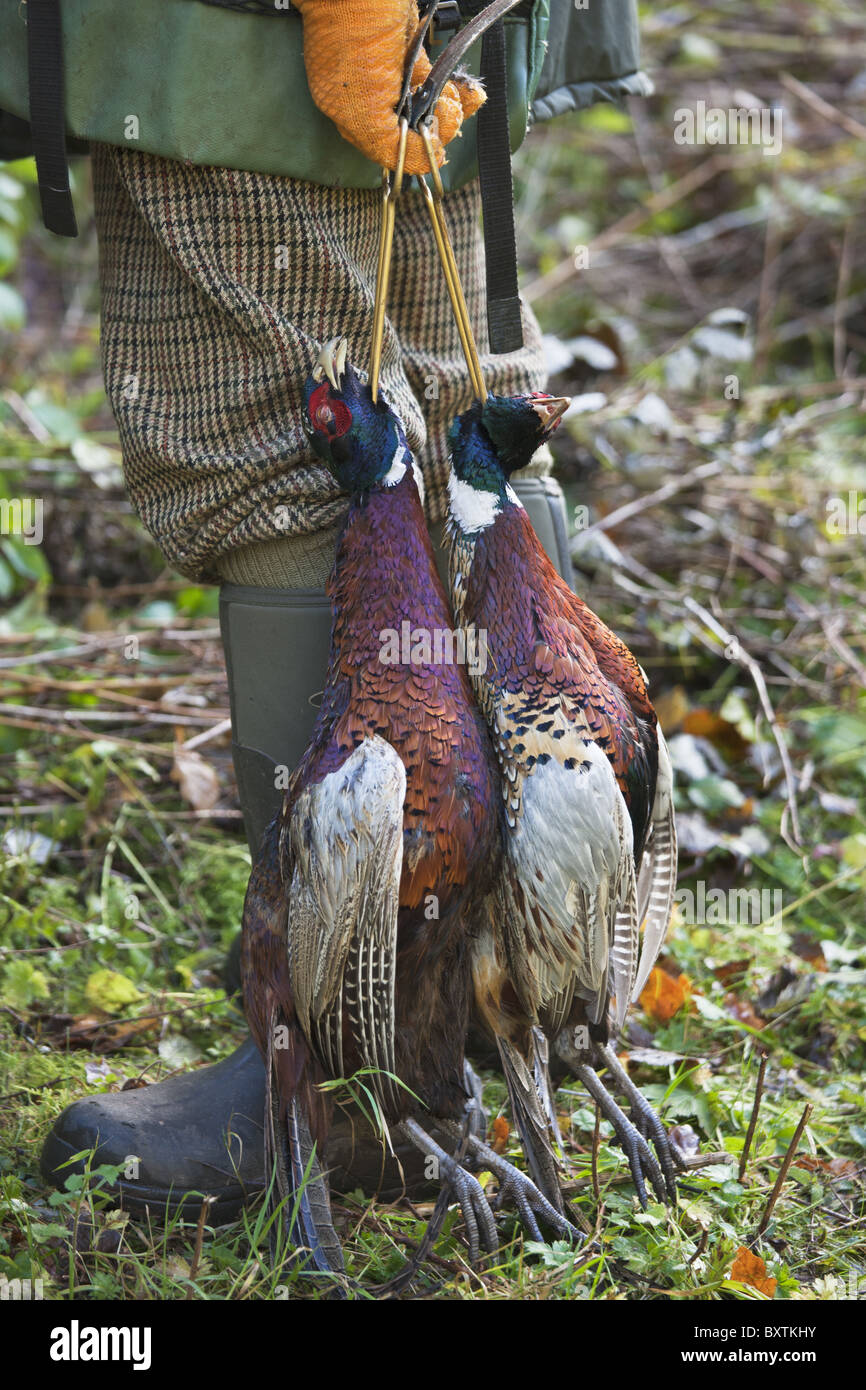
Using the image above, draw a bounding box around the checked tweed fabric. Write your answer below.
[92,144,546,581]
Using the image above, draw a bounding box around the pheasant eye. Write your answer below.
[308,381,352,438]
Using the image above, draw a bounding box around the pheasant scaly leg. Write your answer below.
[440,1122,579,1244]
[595,1043,680,1203]
[398,1117,497,1263]
[572,1063,668,1209]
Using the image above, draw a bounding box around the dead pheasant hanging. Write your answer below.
[241,343,573,1288]
[445,391,680,1209]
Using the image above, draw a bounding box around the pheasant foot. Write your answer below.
[594,1043,681,1203]
[441,1122,578,1244]
[572,1062,668,1208]
[398,1117,497,1263]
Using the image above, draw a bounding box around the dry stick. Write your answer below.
[754,1103,813,1240]
[1,388,52,442]
[780,70,866,144]
[687,1228,709,1268]
[0,702,223,728]
[680,597,802,849]
[738,1053,768,1184]
[0,628,221,669]
[182,718,233,751]
[834,221,853,381]
[0,713,176,756]
[4,673,217,693]
[0,637,130,670]
[579,460,722,540]
[522,154,735,304]
[186,1196,216,1297]
[591,1104,601,1202]
[753,164,782,380]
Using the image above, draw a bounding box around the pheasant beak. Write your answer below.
[313,336,349,391]
[530,395,570,431]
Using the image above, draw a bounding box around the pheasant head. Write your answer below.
[304,337,409,495]
[448,392,569,529]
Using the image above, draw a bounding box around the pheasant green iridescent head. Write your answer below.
[448,392,570,499]
[304,337,409,495]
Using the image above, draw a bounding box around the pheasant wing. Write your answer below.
[286,736,406,1113]
[243,818,344,1277]
[501,715,638,1033]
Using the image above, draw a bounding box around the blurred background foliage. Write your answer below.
[0,1,864,1299]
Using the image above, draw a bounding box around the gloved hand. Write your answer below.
[293,0,485,175]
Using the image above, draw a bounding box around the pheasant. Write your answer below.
[445,391,680,1210]
[241,344,572,1287]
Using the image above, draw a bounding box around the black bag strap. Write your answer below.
[27,0,77,237]
[476,17,523,353]
[424,0,525,354]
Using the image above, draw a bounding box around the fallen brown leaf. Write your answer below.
[724,993,766,1030]
[491,1116,510,1154]
[172,747,220,811]
[713,958,751,986]
[639,967,692,1023]
[681,708,750,759]
[730,1246,777,1297]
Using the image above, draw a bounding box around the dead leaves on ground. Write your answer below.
[729,1246,777,1298]
[639,966,693,1022]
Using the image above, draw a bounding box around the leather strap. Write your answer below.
[26,0,77,237]
[477,17,523,352]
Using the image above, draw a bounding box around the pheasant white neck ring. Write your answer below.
[382,445,426,505]
[447,469,524,534]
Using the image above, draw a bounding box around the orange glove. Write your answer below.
[293,0,485,175]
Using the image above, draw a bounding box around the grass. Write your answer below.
[1,0,865,1300]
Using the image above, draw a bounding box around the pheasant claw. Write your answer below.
[573,1062,668,1209]
[441,1124,579,1245]
[595,1043,681,1204]
[399,1118,498,1264]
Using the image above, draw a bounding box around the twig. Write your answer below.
[681,597,802,848]
[183,718,233,751]
[1,388,52,443]
[754,1103,813,1240]
[738,1054,768,1183]
[0,714,177,756]
[0,628,222,670]
[186,1196,216,1296]
[834,221,853,380]
[0,637,131,670]
[591,1103,601,1202]
[578,460,722,540]
[780,70,866,144]
[753,164,782,378]
[687,1228,709,1267]
[0,703,224,728]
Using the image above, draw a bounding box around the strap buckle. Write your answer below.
[431,2,462,34]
